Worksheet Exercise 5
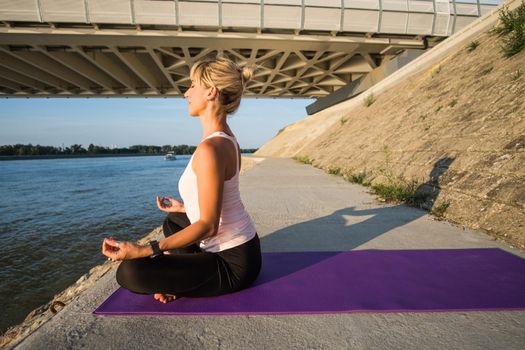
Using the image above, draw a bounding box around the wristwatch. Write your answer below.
[148,240,162,258]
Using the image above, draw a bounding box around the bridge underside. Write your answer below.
[0,29,435,98]
[0,0,499,98]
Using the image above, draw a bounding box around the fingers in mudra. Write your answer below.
[157,196,173,212]
[161,197,172,207]
[103,238,120,260]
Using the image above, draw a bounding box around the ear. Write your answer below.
[207,86,219,101]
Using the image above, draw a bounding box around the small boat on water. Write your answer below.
[164,152,176,160]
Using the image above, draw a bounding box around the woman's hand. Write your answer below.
[102,237,146,261]
[156,196,185,213]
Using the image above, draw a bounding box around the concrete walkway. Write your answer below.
[15,157,525,349]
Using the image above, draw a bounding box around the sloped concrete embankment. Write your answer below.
[254,0,525,249]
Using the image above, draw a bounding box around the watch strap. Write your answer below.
[149,240,162,258]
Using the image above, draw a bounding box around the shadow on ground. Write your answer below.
[257,156,455,281]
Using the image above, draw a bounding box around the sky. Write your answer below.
[0,97,314,149]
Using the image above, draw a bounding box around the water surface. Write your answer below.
[0,155,189,333]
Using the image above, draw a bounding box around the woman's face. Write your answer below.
[184,78,214,117]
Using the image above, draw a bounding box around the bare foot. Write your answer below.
[153,293,177,304]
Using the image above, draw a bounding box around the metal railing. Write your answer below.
[0,0,504,36]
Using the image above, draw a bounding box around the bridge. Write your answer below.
[0,0,502,101]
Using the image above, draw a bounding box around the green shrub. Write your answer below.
[343,171,370,186]
[371,180,429,207]
[466,40,480,52]
[363,93,376,107]
[327,166,341,175]
[492,0,525,57]
[378,144,395,181]
[293,155,312,164]
[432,200,451,217]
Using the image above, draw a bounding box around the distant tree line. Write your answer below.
[0,144,258,156]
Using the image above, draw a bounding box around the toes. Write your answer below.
[163,294,175,303]
[153,293,177,303]
[154,293,166,302]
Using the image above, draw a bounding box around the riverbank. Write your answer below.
[0,226,162,348]
[0,155,265,348]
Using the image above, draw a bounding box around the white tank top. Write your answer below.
[178,131,257,252]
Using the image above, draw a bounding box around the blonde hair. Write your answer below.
[189,54,258,116]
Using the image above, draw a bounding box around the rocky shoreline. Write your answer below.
[0,156,264,349]
[0,226,162,348]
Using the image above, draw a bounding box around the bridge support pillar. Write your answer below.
[305,49,426,115]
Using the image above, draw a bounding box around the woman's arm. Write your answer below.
[158,140,225,251]
[102,141,226,261]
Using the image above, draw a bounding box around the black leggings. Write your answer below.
[115,212,262,297]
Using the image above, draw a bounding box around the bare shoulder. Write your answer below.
[192,139,225,171]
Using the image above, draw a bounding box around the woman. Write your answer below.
[102,55,261,304]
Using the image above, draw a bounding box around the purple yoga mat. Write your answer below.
[93,248,525,316]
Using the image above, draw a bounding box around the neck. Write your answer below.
[199,107,230,139]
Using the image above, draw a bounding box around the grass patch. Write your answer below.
[448,99,458,108]
[340,117,348,125]
[320,153,430,210]
[363,93,376,107]
[371,180,429,207]
[374,144,430,207]
[343,170,371,186]
[466,40,480,52]
[419,113,428,120]
[424,125,431,131]
[435,105,442,112]
[315,146,431,210]
[431,200,451,217]
[327,166,341,175]
[293,155,312,164]
[492,0,525,58]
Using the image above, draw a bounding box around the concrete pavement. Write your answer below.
[14,157,525,349]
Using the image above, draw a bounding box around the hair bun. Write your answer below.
[240,64,256,84]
